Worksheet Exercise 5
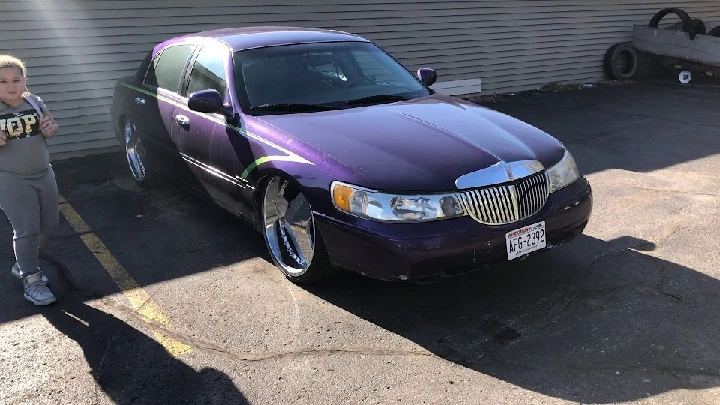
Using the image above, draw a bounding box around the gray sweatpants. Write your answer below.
[0,166,59,276]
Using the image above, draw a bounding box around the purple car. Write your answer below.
[110,26,592,284]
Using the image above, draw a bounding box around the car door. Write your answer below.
[171,41,250,214]
[134,42,198,177]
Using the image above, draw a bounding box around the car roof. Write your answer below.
[172,26,371,51]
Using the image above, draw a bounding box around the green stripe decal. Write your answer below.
[241,155,306,180]
[121,83,313,179]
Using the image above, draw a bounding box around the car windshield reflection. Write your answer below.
[233,41,431,114]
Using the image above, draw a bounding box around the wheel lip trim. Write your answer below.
[262,176,316,277]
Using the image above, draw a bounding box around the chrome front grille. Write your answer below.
[455,171,550,225]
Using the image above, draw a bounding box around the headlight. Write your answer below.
[331,181,464,222]
[546,150,579,193]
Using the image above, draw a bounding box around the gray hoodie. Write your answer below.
[0,94,51,178]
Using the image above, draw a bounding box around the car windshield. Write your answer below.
[233,41,431,113]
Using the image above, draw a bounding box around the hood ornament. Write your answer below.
[455,160,544,190]
[505,165,514,181]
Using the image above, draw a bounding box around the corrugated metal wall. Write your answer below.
[2,0,720,158]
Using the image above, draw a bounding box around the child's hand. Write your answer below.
[0,131,6,147]
[40,116,58,139]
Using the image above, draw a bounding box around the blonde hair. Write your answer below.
[0,54,30,97]
[0,54,26,77]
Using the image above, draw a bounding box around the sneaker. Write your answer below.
[12,263,49,283]
[23,272,56,306]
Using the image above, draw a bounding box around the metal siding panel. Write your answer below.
[48,130,116,146]
[48,139,123,156]
[4,0,719,156]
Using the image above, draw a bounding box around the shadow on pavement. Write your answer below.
[305,234,720,404]
[41,294,251,405]
[478,81,720,176]
[0,165,269,327]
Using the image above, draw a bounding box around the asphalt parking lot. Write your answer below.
[1,79,719,405]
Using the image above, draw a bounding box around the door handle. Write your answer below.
[134,97,146,105]
[175,115,190,126]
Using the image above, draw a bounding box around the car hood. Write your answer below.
[257,94,567,191]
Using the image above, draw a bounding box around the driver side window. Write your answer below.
[186,45,229,98]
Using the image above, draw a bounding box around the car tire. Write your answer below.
[649,8,696,37]
[122,118,157,188]
[259,175,333,284]
[648,8,693,30]
[604,42,639,80]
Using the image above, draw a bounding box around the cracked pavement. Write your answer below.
[1,80,719,405]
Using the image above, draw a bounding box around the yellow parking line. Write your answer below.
[57,194,193,357]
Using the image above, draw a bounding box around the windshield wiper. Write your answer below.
[250,103,340,112]
[344,94,409,106]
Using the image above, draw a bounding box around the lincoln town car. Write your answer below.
[110,26,593,284]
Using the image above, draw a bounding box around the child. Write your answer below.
[0,54,59,305]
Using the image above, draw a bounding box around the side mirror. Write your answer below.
[417,68,437,87]
[188,89,233,117]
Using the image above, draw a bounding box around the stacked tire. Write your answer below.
[648,8,705,39]
[604,7,709,81]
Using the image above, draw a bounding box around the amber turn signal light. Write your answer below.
[332,184,354,212]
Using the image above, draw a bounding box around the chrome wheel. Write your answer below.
[124,120,146,182]
[262,177,315,276]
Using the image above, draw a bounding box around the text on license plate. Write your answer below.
[505,221,546,260]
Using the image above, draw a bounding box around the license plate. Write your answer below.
[505,221,546,260]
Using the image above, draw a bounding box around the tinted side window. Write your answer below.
[186,45,228,97]
[145,44,195,93]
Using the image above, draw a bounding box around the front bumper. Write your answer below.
[314,177,593,281]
